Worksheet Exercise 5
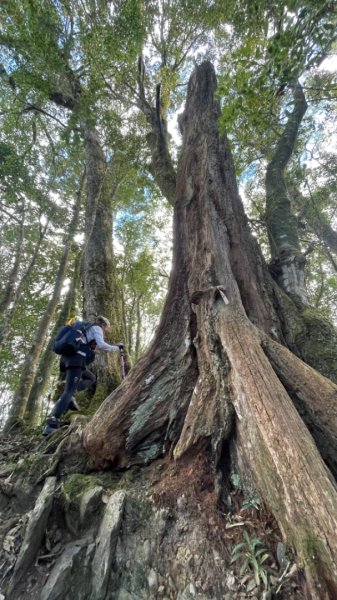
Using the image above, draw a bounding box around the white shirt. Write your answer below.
[86,325,119,352]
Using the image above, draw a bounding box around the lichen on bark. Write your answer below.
[266,82,308,303]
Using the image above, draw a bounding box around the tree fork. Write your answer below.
[137,55,177,206]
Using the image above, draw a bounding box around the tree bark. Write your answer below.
[4,177,83,432]
[261,334,337,477]
[134,292,143,360]
[83,127,125,394]
[266,82,308,303]
[85,62,337,598]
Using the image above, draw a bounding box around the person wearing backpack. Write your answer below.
[42,315,124,436]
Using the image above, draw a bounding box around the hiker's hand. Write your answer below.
[117,342,124,350]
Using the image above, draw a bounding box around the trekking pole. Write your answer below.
[118,343,126,379]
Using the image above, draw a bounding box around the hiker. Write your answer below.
[43,316,123,436]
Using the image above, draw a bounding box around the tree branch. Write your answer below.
[22,104,68,128]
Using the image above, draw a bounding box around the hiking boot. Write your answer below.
[42,416,60,436]
[68,397,79,411]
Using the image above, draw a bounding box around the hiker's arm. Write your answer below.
[91,325,120,352]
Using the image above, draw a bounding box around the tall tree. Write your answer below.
[84,62,337,598]
[0,0,145,397]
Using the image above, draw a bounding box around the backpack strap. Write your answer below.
[79,321,94,345]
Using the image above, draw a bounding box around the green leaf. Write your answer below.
[260,568,268,586]
[259,553,270,564]
[231,542,246,555]
[243,529,250,543]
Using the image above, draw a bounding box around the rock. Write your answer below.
[147,568,158,590]
[177,494,187,511]
[246,577,257,592]
[189,583,196,595]
[177,583,208,600]
[142,539,151,565]
[151,508,169,536]
[225,571,236,590]
[276,541,287,569]
[135,538,152,565]
[61,475,103,536]
[91,489,126,599]
[6,476,56,596]
[40,541,84,600]
[79,485,103,527]
[117,590,133,600]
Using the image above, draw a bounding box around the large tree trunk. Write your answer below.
[43,54,126,398]
[266,82,308,303]
[83,128,125,396]
[85,62,337,598]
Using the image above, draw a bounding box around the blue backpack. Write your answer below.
[53,321,93,358]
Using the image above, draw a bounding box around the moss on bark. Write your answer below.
[297,307,337,383]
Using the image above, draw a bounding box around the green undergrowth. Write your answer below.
[62,473,101,501]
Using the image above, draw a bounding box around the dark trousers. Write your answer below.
[52,366,96,419]
[77,369,96,392]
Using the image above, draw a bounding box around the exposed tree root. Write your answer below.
[262,334,337,478]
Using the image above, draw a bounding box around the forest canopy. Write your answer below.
[0,0,336,425]
[2,1,337,599]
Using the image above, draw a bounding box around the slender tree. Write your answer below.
[24,251,82,426]
[4,174,84,431]
[0,200,25,316]
[0,217,48,346]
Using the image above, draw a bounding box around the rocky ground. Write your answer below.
[0,419,306,599]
